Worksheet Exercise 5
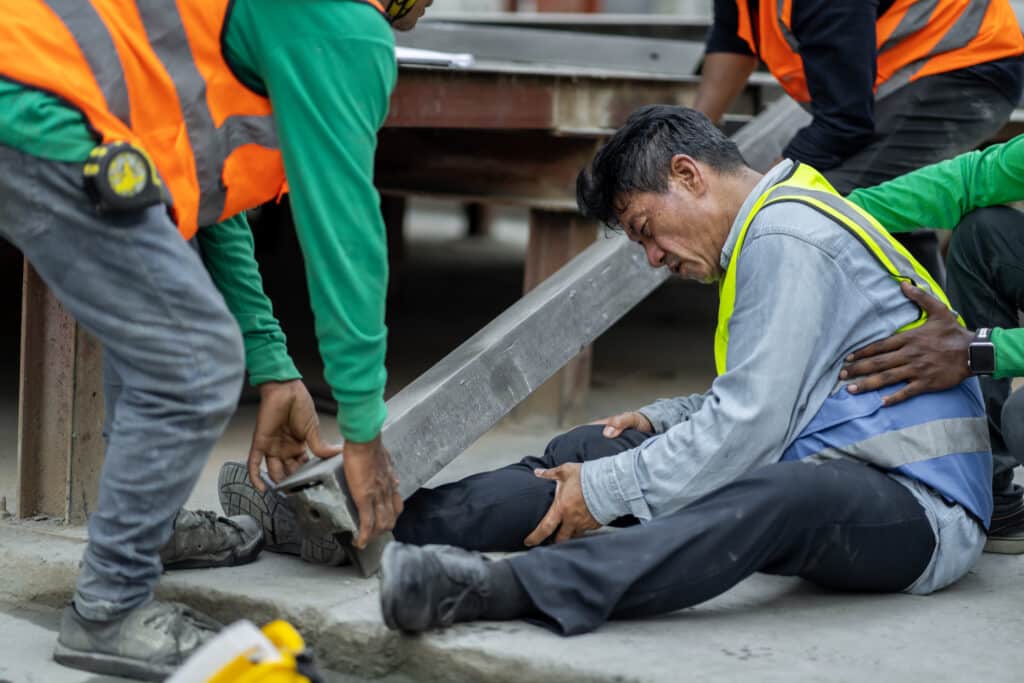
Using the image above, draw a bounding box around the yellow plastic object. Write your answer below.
[207,621,313,683]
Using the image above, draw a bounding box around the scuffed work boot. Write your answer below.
[218,461,348,566]
[54,600,221,681]
[159,508,263,570]
[985,500,1024,554]
[379,542,491,632]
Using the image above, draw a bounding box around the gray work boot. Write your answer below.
[159,508,263,570]
[54,600,221,681]
[218,461,348,566]
[379,542,491,632]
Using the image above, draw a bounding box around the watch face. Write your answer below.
[970,343,996,374]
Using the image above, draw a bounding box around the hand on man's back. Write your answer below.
[841,281,974,405]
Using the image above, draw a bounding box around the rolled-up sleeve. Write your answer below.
[581,227,857,522]
[637,392,710,433]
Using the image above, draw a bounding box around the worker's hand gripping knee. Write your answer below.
[525,463,600,547]
[342,436,403,549]
[590,411,654,438]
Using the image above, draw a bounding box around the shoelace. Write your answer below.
[140,603,217,655]
[434,559,488,627]
[191,509,244,534]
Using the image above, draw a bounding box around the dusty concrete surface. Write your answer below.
[4,513,1024,683]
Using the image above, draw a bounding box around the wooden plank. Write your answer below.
[375,129,600,207]
[17,262,74,519]
[387,68,706,131]
[387,72,558,129]
[536,0,601,11]
[515,209,598,424]
[67,324,104,524]
[16,260,105,523]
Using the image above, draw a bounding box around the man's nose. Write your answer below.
[644,242,665,268]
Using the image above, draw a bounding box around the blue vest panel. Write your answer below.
[782,378,993,527]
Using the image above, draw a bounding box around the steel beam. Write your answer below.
[396,24,705,76]
[422,12,716,42]
[276,97,805,574]
[516,209,599,424]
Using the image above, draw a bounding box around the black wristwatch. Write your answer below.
[968,328,996,376]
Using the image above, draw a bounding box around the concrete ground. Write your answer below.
[2,201,1024,682]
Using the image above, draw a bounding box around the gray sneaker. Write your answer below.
[985,501,1024,554]
[54,600,221,681]
[159,508,263,570]
[218,461,348,566]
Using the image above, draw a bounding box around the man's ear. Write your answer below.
[669,154,704,195]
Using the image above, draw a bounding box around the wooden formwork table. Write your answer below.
[14,61,762,521]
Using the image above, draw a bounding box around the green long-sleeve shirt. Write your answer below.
[0,0,395,441]
[848,136,1024,379]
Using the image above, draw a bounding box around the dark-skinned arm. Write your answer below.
[841,282,973,405]
[843,135,1024,400]
[199,215,341,487]
[694,53,758,125]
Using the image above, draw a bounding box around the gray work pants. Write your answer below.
[0,145,244,620]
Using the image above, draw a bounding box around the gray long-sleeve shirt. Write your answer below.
[580,161,983,594]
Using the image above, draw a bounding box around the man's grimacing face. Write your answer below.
[614,156,727,284]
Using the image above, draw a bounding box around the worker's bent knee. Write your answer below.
[950,206,1024,267]
[118,298,244,434]
[542,426,606,465]
[541,425,648,468]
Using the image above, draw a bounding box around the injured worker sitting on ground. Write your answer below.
[373,105,995,636]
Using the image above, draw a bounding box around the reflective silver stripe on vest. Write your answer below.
[877,0,992,99]
[136,1,278,226]
[802,416,990,468]
[44,0,132,127]
[764,184,938,295]
[878,0,942,54]
[776,0,801,52]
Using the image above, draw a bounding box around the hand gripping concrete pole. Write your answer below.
[274,97,809,576]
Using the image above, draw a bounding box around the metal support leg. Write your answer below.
[465,202,493,238]
[518,209,598,424]
[381,194,407,296]
[16,260,104,523]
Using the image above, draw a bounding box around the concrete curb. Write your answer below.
[0,521,635,683]
[6,520,1024,683]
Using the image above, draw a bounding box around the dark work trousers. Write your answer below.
[396,426,649,550]
[947,206,1024,513]
[824,67,1019,286]
[395,426,936,635]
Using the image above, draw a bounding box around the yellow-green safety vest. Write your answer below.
[714,163,961,376]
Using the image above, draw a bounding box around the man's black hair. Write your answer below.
[576,105,747,227]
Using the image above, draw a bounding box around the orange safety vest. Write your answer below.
[734,0,1024,104]
[0,0,386,239]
